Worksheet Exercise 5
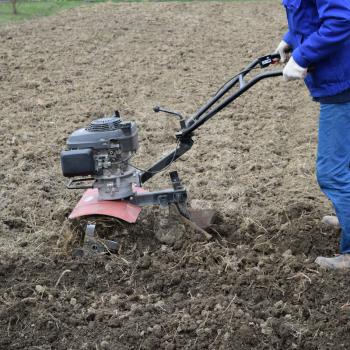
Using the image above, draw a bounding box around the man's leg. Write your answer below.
[315,102,350,269]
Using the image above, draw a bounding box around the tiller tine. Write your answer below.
[73,223,118,257]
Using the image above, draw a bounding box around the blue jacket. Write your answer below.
[282,0,350,98]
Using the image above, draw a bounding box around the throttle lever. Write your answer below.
[153,106,186,128]
[258,53,281,68]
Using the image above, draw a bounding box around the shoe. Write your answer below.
[321,215,339,228]
[315,254,350,269]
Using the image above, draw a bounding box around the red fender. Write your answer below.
[69,188,144,223]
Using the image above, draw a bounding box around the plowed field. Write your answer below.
[1,2,349,349]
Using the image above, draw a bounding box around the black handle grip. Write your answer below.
[258,53,281,68]
[270,53,282,61]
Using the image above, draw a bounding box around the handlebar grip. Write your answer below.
[270,53,281,61]
[258,53,281,68]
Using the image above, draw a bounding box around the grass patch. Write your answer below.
[0,1,84,24]
[0,0,270,24]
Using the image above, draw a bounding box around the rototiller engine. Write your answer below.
[61,54,283,252]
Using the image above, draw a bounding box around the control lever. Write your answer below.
[153,106,186,128]
[258,54,281,68]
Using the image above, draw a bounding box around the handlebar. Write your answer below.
[141,54,283,184]
[178,53,283,138]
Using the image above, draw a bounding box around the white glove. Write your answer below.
[275,40,291,63]
[283,56,308,81]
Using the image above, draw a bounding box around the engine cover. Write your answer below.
[66,116,139,152]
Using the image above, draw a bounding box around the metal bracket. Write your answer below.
[67,177,95,190]
[129,187,188,208]
[131,171,190,217]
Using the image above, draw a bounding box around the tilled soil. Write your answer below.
[1,2,349,349]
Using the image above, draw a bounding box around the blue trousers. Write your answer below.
[317,102,350,254]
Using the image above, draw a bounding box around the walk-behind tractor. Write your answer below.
[61,54,283,253]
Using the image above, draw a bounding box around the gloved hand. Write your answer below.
[275,40,291,63]
[283,56,308,81]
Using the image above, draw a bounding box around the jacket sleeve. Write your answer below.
[293,0,350,68]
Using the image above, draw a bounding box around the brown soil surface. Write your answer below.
[1,2,349,349]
